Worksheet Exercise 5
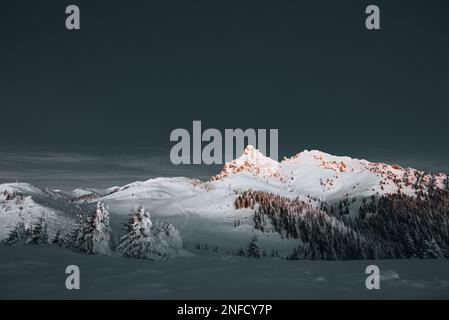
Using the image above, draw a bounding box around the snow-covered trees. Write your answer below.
[403,232,416,258]
[235,189,449,260]
[52,228,72,248]
[246,235,261,258]
[117,205,182,260]
[5,220,31,245]
[236,235,262,258]
[116,206,152,259]
[5,213,49,245]
[50,202,183,260]
[69,202,112,255]
[29,213,48,244]
[417,238,444,259]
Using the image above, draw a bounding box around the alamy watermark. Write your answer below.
[65,5,80,30]
[170,121,278,165]
[365,265,380,290]
[64,5,379,31]
[65,265,80,290]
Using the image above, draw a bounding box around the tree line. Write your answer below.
[235,189,449,260]
[5,202,182,260]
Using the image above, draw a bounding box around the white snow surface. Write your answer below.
[1,146,449,299]
[0,245,448,299]
[1,146,448,255]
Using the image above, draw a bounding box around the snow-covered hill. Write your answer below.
[61,145,449,214]
[0,183,72,240]
[212,145,448,201]
[1,146,448,259]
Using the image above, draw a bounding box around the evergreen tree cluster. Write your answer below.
[246,235,261,258]
[5,213,49,245]
[350,189,449,259]
[61,203,182,259]
[116,205,182,260]
[326,197,352,216]
[236,235,262,258]
[358,196,377,220]
[5,201,183,260]
[68,202,113,255]
[235,189,449,260]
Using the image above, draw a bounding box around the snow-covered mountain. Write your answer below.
[212,145,448,201]
[1,146,449,260]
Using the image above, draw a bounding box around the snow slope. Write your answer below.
[212,146,448,202]
[1,146,449,299]
[1,146,448,255]
[1,245,448,299]
[0,183,72,240]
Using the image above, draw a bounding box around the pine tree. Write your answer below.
[117,205,183,260]
[29,213,48,245]
[70,202,112,255]
[5,220,32,245]
[246,235,261,258]
[427,238,443,259]
[417,239,433,258]
[52,229,61,244]
[52,229,67,246]
[404,232,416,258]
[117,206,153,259]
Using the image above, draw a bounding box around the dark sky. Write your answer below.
[0,0,448,188]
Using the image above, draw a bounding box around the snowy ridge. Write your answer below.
[211,146,448,202]
[0,183,68,240]
[1,146,448,260]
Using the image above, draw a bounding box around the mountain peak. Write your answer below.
[211,145,280,181]
[242,144,259,155]
[241,145,270,160]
